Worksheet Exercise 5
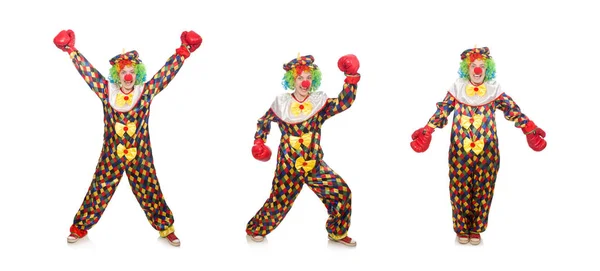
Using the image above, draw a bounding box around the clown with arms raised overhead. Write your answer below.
[53,29,202,247]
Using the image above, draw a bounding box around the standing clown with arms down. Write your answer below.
[247,54,361,246]
[410,47,547,245]
[54,29,202,246]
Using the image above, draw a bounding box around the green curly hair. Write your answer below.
[458,57,496,81]
[108,62,147,85]
[282,65,322,92]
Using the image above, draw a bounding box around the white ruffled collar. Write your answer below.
[107,83,144,112]
[270,92,328,124]
[449,78,503,106]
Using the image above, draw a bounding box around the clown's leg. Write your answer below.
[69,150,126,242]
[449,145,475,236]
[125,152,176,245]
[305,161,354,246]
[246,162,303,238]
[470,151,499,235]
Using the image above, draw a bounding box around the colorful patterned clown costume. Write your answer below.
[246,79,358,240]
[428,78,530,234]
[67,50,186,237]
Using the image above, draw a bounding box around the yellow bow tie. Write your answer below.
[295,157,316,172]
[116,144,137,161]
[463,138,485,155]
[290,101,313,116]
[116,92,134,107]
[289,133,312,150]
[115,122,136,137]
[466,84,486,97]
[460,114,484,129]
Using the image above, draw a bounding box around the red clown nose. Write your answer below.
[474,67,483,75]
[124,74,133,82]
[301,80,311,89]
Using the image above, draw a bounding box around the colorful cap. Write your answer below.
[109,50,143,66]
[460,47,491,61]
[283,55,318,71]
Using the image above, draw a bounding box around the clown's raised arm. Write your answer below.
[145,31,202,97]
[323,55,361,119]
[54,30,108,99]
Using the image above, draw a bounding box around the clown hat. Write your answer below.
[109,50,143,66]
[283,55,318,71]
[460,47,491,60]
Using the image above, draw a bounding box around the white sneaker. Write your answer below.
[469,233,481,245]
[67,233,80,243]
[328,236,357,247]
[457,233,469,244]
[248,235,264,242]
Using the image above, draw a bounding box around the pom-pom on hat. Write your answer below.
[109,50,143,66]
[283,54,318,71]
[460,47,491,62]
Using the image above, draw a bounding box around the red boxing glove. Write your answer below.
[410,125,435,153]
[338,54,360,75]
[175,45,190,58]
[522,121,547,151]
[54,29,76,53]
[181,31,202,53]
[252,139,272,162]
[345,74,361,84]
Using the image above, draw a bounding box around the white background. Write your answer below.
[0,0,598,270]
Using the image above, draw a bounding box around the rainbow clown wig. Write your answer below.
[281,55,322,92]
[108,50,147,85]
[458,47,496,82]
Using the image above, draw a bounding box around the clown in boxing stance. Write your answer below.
[247,54,360,246]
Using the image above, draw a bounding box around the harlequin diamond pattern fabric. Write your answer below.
[428,90,529,234]
[247,79,358,240]
[68,50,185,235]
